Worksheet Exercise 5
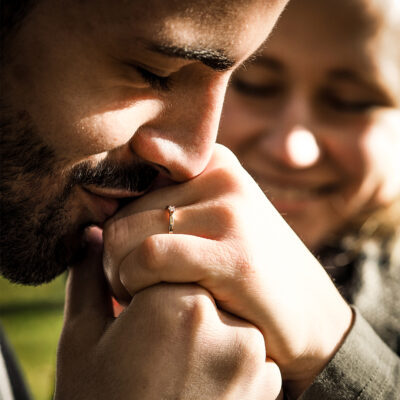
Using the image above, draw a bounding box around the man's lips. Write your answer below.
[81,188,124,224]
[82,185,148,224]
[83,185,146,199]
[81,173,177,224]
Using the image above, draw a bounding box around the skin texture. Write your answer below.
[104,145,353,397]
[57,227,283,400]
[1,0,289,398]
[218,0,400,251]
[0,0,284,284]
[104,0,400,397]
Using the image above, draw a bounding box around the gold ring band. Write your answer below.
[166,205,176,234]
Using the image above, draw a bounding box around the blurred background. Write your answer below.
[0,275,65,400]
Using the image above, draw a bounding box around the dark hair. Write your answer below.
[1,0,36,41]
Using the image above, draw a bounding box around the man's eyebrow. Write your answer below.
[146,42,236,71]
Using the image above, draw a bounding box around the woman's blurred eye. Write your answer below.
[323,93,379,113]
[231,78,282,99]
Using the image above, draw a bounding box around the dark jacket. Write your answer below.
[301,237,400,399]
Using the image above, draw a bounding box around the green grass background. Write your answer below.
[0,275,66,400]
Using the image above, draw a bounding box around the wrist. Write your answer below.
[284,301,354,398]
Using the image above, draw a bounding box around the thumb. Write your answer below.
[63,226,113,344]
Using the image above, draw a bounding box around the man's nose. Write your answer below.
[129,75,229,182]
[260,94,321,169]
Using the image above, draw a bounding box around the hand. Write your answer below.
[103,145,353,397]
[55,228,282,400]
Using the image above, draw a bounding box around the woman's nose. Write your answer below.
[260,91,321,169]
[260,124,321,169]
[285,126,320,168]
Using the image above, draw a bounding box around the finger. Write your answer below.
[118,234,232,299]
[110,283,220,349]
[239,359,282,400]
[64,227,113,344]
[215,307,283,399]
[258,359,283,399]
[110,145,244,221]
[103,200,236,275]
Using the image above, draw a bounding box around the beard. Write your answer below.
[0,106,158,285]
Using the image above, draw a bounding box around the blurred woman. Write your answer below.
[219,0,400,397]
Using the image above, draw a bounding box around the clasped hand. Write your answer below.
[56,144,351,399]
[103,144,353,396]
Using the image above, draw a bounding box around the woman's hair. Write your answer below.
[344,196,400,262]
[359,197,400,238]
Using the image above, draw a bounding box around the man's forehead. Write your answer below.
[72,0,281,63]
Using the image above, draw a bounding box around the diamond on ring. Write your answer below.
[166,205,176,234]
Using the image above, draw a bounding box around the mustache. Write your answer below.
[66,158,160,193]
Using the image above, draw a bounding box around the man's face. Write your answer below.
[0,0,286,284]
[218,0,400,250]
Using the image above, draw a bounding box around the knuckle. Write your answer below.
[133,284,213,330]
[197,325,266,384]
[237,326,266,363]
[202,163,244,199]
[175,288,213,326]
[233,248,255,280]
[166,285,213,327]
[213,166,241,193]
[264,362,283,393]
[130,282,161,308]
[207,201,255,280]
[215,143,241,166]
[211,200,238,230]
[137,235,163,272]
